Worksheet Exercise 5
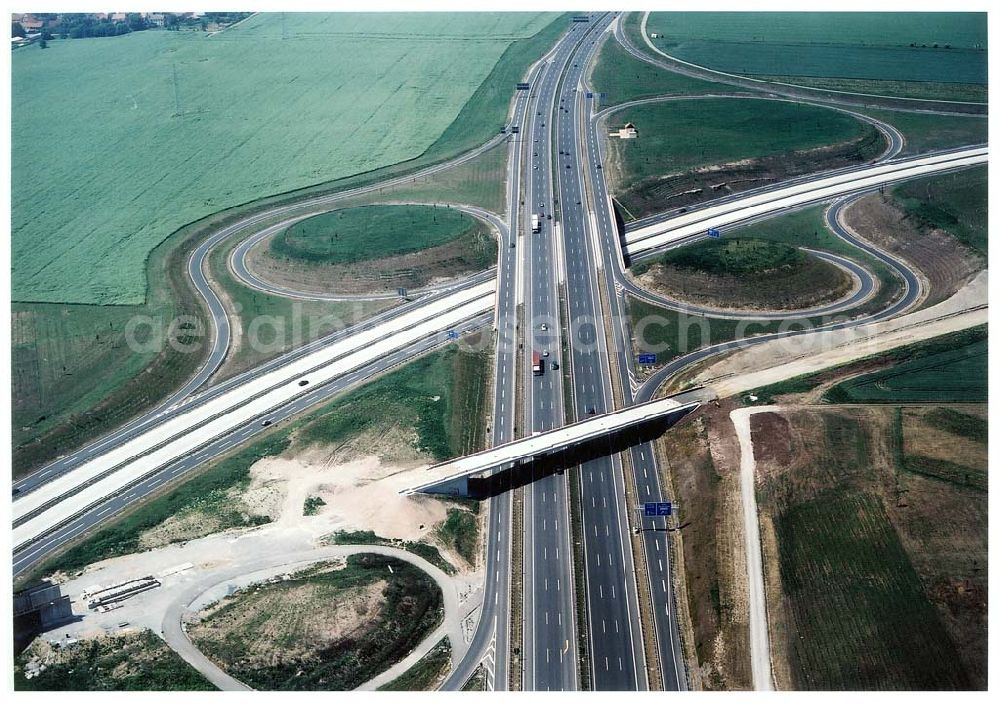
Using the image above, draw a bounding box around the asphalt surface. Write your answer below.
[520,16,610,691]
[440,29,567,692]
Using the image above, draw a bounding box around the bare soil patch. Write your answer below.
[845,193,984,308]
[655,399,751,689]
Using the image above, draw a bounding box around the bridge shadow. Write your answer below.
[426,405,696,499]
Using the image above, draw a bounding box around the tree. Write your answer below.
[12,22,25,38]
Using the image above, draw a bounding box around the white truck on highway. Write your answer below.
[531,214,541,233]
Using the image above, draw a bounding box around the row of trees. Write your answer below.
[12,13,252,42]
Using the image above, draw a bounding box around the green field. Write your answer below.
[590,33,740,106]
[191,554,442,690]
[612,98,873,181]
[751,325,988,404]
[859,109,988,155]
[658,238,804,275]
[892,166,988,256]
[645,12,986,90]
[272,205,485,265]
[772,488,969,689]
[11,12,557,305]
[826,336,987,403]
[636,238,851,311]
[15,630,215,691]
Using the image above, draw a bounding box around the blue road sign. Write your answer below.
[707,228,721,238]
[638,353,657,365]
[657,502,672,516]
[447,330,459,340]
[585,92,594,99]
[643,503,657,517]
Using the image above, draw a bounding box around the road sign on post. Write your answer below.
[643,503,657,517]
[657,501,672,516]
[707,227,721,238]
[446,330,459,340]
[638,353,657,365]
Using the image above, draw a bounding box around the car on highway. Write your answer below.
[551,361,559,370]
[587,406,596,415]
[261,419,273,427]
[298,380,309,387]
[542,350,549,357]
[540,323,548,331]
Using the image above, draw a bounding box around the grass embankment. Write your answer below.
[891,167,987,256]
[753,406,984,688]
[856,108,987,155]
[12,12,562,474]
[190,555,443,690]
[273,205,485,264]
[644,11,986,103]
[261,204,497,296]
[633,238,853,311]
[23,342,491,584]
[436,507,480,566]
[590,33,740,106]
[378,638,452,691]
[15,630,215,691]
[750,325,987,404]
[607,98,884,218]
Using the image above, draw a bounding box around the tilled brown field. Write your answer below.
[752,406,986,689]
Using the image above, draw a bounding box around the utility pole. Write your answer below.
[281,12,287,40]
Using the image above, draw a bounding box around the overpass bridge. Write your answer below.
[401,395,701,496]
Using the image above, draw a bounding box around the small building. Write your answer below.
[20,15,44,32]
[147,13,166,27]
[613,122,638,140]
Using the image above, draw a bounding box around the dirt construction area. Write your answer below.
[24,445,486,688]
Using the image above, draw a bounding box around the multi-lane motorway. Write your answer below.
[13,10,989,693]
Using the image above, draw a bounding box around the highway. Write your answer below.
[623,148,988,256]
[14,281,497,551]
[519,15,607,691]
[13,9,990,694]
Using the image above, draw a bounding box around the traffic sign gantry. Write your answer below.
[638,353,657,365]
[643,501,672,517]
